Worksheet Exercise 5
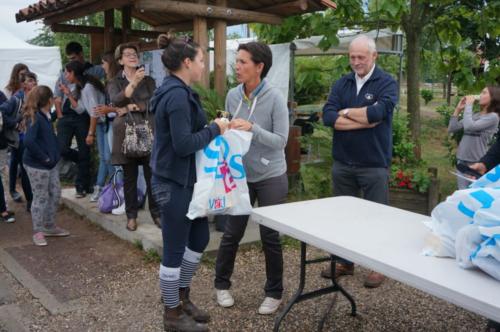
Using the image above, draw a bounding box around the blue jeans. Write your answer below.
[151,176,209,268]
[95,123,114,187]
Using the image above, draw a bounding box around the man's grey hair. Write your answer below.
[349,35,377,53]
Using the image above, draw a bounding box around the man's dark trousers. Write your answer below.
[57,113,91,193]
[332,160,389,265]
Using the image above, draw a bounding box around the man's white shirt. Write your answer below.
[355,64,375,95]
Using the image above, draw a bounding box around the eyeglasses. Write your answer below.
[122,52,138,59]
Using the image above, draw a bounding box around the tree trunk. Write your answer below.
[404,27,422,159]
[442,79,446,99]
[402,0,424,160]
[446,72,453,106]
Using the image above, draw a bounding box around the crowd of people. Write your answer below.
[0,34,498,331]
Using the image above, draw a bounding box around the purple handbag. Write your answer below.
[98,170,124,213]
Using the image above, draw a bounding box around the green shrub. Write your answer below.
[420,89,434,105]
[392,111,417,166]
[192,84,225,121]
[436,103,460,166]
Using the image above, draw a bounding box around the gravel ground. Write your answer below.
[2,238,488,332]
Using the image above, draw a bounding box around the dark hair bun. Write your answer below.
[157,34,173,50]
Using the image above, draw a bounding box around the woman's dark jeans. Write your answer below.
[151,176,209,268]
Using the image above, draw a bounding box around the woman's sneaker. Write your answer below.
[0,211,15,223]
[89,185,102,202]
[112,203,126,215]
[258,297,282,315]
[215,290,234,308]
[42,227,70,237]
[33,232,47,246]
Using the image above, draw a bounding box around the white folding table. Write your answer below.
[250,196,500,331]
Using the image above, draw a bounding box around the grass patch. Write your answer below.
[133,240,143,251]
[419,102,457,199]
[282,235,301,249]
[143,248,161,264]
[201,252,217,268]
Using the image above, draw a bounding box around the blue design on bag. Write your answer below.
[202,135,246,179]
[457,189,495,218]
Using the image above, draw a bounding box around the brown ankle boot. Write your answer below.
[180,287,210,323]
[163,305,208,332]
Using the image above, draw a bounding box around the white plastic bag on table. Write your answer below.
[469,226,500,280]
[187,129,252,220]
[424,187,500,257]
[424,166,500,280]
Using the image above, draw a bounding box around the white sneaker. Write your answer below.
[215,290,234,308]
[112,203,126,215]
[258,297,282,315]
[89,185,102,202]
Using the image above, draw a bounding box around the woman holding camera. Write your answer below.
[107,43,160,231]
[448,86,500,189]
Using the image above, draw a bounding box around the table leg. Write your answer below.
[329,255,357,316]
[273,242,357,332]
[273,242,307,332]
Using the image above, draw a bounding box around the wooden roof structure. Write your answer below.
[16,0,337,95]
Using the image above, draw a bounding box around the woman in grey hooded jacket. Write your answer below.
[214,42,289,315]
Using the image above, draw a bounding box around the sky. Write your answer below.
[0,0,44,41]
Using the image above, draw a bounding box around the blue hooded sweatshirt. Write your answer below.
[150,75,220,187]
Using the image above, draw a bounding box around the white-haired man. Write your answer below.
[322,35,399,288]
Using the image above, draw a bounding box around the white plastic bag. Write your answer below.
[426,186,500,257]
[424,166,500,280]
[187,129,252,220]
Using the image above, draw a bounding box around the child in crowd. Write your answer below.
[23,86,69,246]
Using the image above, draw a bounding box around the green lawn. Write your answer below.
[400,95,457,199]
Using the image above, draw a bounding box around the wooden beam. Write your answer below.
[104,9,115,52]
[121,5,132,43]
[50,24,161,39]
[90,33,105,63]
[44,0,132,25]
[320,0,337,10]
[51,23,103,34]
[193,0,209,88]
[260,0,308,15]
[137,40,158,52]
[135,0,283,25]
[214,0,227,97]
[153,22,195,33]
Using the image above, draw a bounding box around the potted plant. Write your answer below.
[389,112,440,215]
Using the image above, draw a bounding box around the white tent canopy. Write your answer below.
[0,26,61,96]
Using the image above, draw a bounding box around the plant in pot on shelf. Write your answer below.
[390,112,439,215]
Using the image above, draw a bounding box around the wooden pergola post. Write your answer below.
[121,5,131,43]
[104,9,115,52]
[193,0,209,88]
[214,0,227,97]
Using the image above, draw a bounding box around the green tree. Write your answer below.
[252,0,498,160]
[28,10,152,63]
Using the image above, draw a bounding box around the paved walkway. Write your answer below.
[60,188,261,255]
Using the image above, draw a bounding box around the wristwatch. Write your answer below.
[343,109,350,117]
